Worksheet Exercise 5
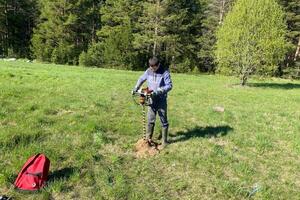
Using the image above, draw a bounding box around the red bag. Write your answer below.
[14,154,50,191]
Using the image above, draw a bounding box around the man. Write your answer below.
[133,57,173,148]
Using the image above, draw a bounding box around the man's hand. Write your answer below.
[152,88,164,97]
[131,87,139,95]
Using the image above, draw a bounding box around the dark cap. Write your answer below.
[149,57,159,66]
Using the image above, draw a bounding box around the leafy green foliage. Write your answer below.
[79,42,104,67]
[80,0,140,69]
[197,0,235,72]
[1,0,299,77]
[31,0,102,64]
[80,0,205,72]
[132,0,204,72]
[133,0,167,57]
[164,0,204,72]
[215,0,289,85]
[98,0,137,69]
[277,0,300,75]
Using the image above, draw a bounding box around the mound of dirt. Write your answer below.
[134,139,160,158]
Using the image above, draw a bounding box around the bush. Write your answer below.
[51,42,77,65]
[170,58,193,73]
[79,43,104,67]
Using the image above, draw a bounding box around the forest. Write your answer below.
[0,0,299,79]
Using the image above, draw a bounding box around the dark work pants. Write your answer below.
[148,99,169,128]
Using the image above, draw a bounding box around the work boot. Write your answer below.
[146,123,155,141]
[157,130,162,140]
[159,126,169,149]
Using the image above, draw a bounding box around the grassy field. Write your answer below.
[1,60,300,199]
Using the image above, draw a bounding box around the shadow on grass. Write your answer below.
[48,167,76,182]
[170,125,233,143]
[248,82,300,89]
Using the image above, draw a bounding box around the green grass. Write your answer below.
[1,60,300,199]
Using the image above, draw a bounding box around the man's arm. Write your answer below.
[157,70,172,94]
[134,70,148,91]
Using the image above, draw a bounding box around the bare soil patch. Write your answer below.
[134,139,160,158]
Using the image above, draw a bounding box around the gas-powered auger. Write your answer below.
[132,88,153,138]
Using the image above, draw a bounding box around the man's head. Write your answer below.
[149,57,160,72]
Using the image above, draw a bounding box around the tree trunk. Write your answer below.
[295,37,300,77]
[153,25,158,56]
[91,0,96,43]
[240,65,253,86]
[294,37,300,61]
[153,0,160,57]
[240,73,248,86]
[4,0,9,56]
[219,0,226,25]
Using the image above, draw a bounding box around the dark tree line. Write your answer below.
[0,0,38,58]
[0,0,299,75]
[277,0,300,76]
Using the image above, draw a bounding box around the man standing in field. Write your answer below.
[133,57,173,149]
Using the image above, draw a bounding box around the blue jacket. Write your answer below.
[135,65,173,100]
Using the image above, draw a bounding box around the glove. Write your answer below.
[152,88,164,97]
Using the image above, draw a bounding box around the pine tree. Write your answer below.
[0,0,38,58]
[197,0,234,72]
[79,0,143,69]
[0,0,8,56]
[215,0,289,85]
[133,0,167,59]
[277,0,300,75]
[132,0,204,72]
[97,0,138,69]
[160,0,201,72]
[32,0,101,64]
